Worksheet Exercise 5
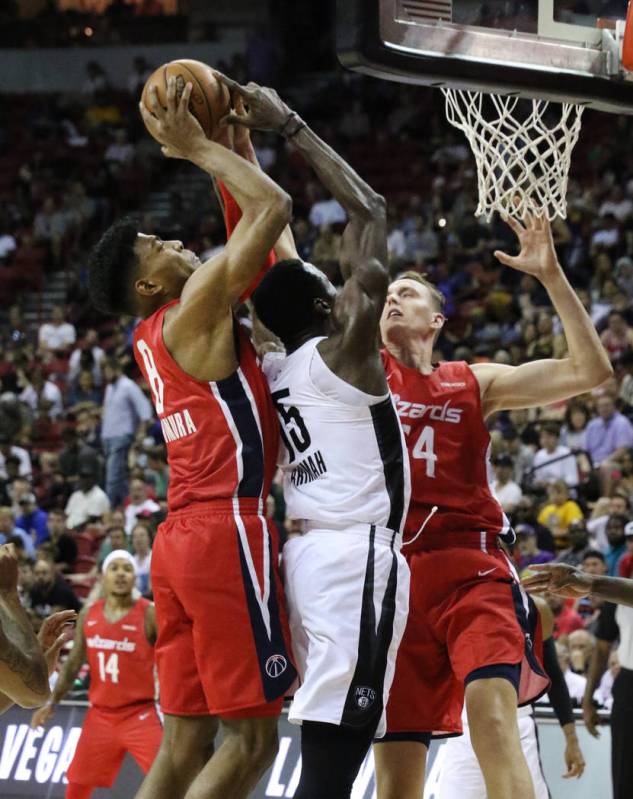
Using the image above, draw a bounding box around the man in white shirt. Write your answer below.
[308,185,347,227]
[38,306,76,353]
[64,464,111,530]
[491,453,523,513]
[124,479,160,534]
[0,439,31,480]
[68,329,105,385]
[531,423,579,487]
[555,642,587,705]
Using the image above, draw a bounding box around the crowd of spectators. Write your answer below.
[0,45,632,714]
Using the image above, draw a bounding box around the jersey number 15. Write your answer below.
[271,389,311,463]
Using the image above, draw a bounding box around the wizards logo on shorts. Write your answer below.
[265,654,288,678]
[354,685,377,710]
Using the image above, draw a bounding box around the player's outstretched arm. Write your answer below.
[471,213,612,416]
[140,77,291,323]
[30,604,89,729]
[532,596,585,779]
[216,75,388,393]
[0,544,50,713]
[524,563,633,607]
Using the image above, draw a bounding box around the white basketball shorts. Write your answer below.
[434,708,549,799]
[283,523,410,738]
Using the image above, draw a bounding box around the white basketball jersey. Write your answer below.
[262,338,410,534]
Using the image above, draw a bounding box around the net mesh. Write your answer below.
[442,89,584,221]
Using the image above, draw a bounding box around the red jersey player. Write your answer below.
[88,79,296,799]
[373,213,612,799]
[31,550,161,799]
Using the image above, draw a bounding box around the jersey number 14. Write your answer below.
[402,424,437,478]
[97,651,120,684]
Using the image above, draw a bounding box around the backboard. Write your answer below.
[337,0,633,113]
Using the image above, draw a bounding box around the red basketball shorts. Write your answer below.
[385,542,549,737]
[151,498,296,717]
[66,703,162,787]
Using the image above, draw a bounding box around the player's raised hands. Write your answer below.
[215,73,299,136]
[0,544,19,595]
[522,562,593,599]
[494,211,561,283]
[139,76,207,160]
[37,610,77,676]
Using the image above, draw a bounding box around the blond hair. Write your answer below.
[394,270,446,314]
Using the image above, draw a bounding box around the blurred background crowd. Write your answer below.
[0,0,632,716]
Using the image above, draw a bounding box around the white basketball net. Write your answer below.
[442,89,585,221]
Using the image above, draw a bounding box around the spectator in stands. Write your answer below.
[46,509,77,573]
[68,328,104,386]
[308,184,346,227]
[64,463,111,530]
[601,311,633,363]
[131,521,152,595]
[501,426,534,485]
[491,453,522,513]
[516,525,554,576]
[569,629,596,676]
[512,495,556,553]
[97,524,129,568]
[531,422,579,487]
[604,513,628,576]
[38,305,76,354]
[124,479,159,534]
[0,455,20,505]
[617,521,633,578]
[105,128,135,166]
[549,593,585,639]
[537,480,584,547]
[29,555,81,620]
[555,519,590,567]
[555,642,587,705]
[33,199,70,268]
[145,445,168,501]
[0,506,35,557]
[585,393,633,491]
[0,433,32,479]
[81,60,109,97]
[127,55,153,96]
[571,549,609,632]
[0,219,16,263]
[67,369,101,408]
[560,401,590,451]
[588,494,629,551]
[618,349,633,411]
[101,357,152,507]
[15,492,49,547]
[19,366,63,419]
[58,427,99,484]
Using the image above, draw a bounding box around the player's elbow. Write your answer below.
[268,189,293,227]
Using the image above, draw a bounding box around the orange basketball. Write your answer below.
[141,59,231,140]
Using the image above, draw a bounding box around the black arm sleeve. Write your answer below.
[542,637,575,727]
[595,602,619,643]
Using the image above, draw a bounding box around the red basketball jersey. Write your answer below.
[133,301,278,512]
[382,351,507,551]
[84,597,155,711]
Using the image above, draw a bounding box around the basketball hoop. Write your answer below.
[442,89,584,221]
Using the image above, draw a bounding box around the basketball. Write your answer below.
[141,59,231,139]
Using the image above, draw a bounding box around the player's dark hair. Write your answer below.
[252,259,333,344]
[88,217,140,315]
[582,549,605,563]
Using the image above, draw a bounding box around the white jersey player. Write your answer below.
[224,75,411,799]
